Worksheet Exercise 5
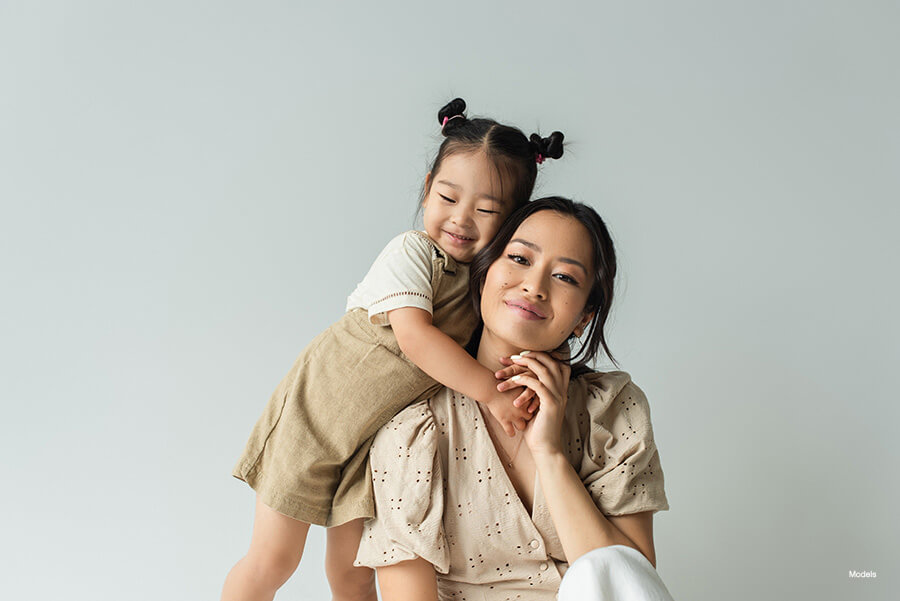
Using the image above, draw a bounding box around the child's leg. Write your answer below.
[221,495,312,601]
[325,518,377,601]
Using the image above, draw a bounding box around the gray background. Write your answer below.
[1,1,897,600]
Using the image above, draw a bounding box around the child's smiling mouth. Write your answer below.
[443,229,476,244]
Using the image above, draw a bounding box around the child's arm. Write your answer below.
[388,306,533,436]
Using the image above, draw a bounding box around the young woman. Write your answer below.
[355,197,675,600]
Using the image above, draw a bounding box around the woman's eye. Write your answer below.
[439,194,456,204]
[554,273,579,285]
[507,253,529,265]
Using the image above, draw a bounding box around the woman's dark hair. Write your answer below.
[419,98,564,215]
[467,196,618,375]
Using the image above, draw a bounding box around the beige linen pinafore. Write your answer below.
[232,231,477,527]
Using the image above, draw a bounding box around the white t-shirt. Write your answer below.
[345,231,437,326]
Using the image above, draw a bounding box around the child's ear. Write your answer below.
[422,172,433,206]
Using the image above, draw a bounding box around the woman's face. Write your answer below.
[480,210,595,353]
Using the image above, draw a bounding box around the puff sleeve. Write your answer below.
[571,372,670,517]
[354,399,450,574]
[344,231,435,326]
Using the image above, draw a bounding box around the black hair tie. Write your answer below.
[529,131,565,163]
[438,98,467,134]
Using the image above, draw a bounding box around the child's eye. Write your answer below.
[439,194,457,204]
[477,209,500,215]
[507,253,529,265]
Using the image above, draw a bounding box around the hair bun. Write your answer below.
[529,131,565,161]
[438,98,467,133]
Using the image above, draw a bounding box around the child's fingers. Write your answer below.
[501,420,516,437]
[514,418,527,432]
[494,364,527,380]
[527,397,540,413]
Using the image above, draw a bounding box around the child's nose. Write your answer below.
[450,207,474,227]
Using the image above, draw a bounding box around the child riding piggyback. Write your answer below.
[222,98,565,601]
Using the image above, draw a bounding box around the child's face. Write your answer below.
[422,150,512,263]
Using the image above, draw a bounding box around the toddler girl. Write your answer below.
[221,98,565,601]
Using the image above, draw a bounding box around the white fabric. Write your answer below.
[558,545,675,601]
[345,230,435,326]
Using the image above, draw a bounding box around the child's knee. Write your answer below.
[326,562,375,597]
[245,547,302,589]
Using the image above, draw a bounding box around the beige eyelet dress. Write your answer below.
[354,371,670,600]
[232,231,478,527]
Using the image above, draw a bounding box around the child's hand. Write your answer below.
[483,388,536,437]
[495,354,541,415]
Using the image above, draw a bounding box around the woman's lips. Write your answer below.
[504,299,546,320]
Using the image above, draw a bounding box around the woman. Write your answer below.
[354,197,675,600]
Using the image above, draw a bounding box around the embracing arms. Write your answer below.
[388,306,535,436]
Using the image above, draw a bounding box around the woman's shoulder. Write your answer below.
[371,389,455,449]
[567,370,655,431]
[567,370,670,516]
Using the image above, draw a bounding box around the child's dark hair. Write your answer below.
[420,98,564,214]
[467,196,618,375]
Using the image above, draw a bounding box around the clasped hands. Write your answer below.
[482,351,571,454]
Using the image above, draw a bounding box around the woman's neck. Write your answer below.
[475,327,521,373]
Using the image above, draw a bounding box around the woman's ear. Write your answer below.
[573,311,594,338]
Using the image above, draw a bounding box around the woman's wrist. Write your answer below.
[530,446,567,465]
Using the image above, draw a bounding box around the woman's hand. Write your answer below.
[496,351,571,456]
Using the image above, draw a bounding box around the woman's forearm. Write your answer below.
[532,450,641,564]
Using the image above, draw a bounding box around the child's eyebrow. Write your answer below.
[436,179,502,203]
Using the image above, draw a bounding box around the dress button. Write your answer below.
[529,540,540,549]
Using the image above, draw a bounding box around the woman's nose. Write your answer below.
[521,273,548,300]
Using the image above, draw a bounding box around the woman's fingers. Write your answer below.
[512,388,536,408]
[515,351,563,378]
[496,371,536,393]
[526,397,540,413]
[506,373,556,410]
[510,354,564,397]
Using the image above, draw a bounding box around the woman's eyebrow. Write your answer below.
[436,179,501,203]
[509,238,588,275]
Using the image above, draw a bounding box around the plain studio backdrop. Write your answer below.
[1,1,897,600]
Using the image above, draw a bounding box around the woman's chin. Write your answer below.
[492,328,553,355]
